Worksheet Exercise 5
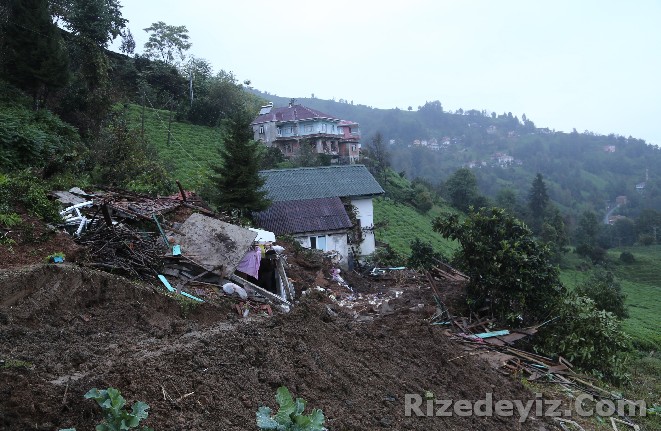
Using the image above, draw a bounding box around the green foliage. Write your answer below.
[434,207,564,325]
[143,21,191,66]
[373,197,458,258]
[79,387,153,431]
[528,173,549,227]
[208,112,270,217]
[90,108,173,195]
[575,270,628,319]
[0,171,61,223]
[50,0,127,47]
[407,238,445,270]
[619,251,635,263]
[536,294,631,383]
[363,244,405,268]
[1,0,69,107]
[442,168,485,212]
[256,386,326,431]
[0,104,83,174]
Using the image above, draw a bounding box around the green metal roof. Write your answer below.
[259,165,385,202]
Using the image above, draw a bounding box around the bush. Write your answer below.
[0,171,61,223]
[575,270,628,319]
[434,208,564,325]
[537,294,631,383]
[619,251,635,264]
[364,244,405,268]
[407,238,444,270]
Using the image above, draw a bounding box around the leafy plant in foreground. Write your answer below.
[256,386,326,431]
[60,387,153,431]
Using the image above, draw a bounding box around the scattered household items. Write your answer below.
[52,185,293,311]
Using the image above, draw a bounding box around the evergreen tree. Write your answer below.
[209,112,270,218]
[529,173,549,220]
[1,0,69,109]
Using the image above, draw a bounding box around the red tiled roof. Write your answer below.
[251,105,340,125]
[253,197,352,235]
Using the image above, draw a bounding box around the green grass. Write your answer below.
[374,197,459,258]
[559,246,661,350]
[124,104,224,191]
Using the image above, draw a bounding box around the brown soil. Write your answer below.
[0,263,559,431]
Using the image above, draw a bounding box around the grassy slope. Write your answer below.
[124,104,223,191]
[373,198,459,258]
[560,248,661,350]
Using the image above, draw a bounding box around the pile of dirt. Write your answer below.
[0,264,555,430]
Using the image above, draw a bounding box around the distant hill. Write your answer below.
[248,88,661,220]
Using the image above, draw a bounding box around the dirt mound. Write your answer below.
[1,265,552,430]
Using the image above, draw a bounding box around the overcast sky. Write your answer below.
[113,0,661,145]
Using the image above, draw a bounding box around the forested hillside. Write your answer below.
[248,89,661,221]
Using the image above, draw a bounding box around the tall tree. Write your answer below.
[444,168,481,212]
[364,132,390,186]
[528,173,549,223]
[50,0,127,47]
[209,112,270,217]
[1,0,69,109]
[143,21,191,66]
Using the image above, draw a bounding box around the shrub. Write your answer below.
[256,386,326,431]
[407,238,444,270]
[536,294,631,383]
[0,171,61,223]
[575,270,628,319]
[434,208,564,325]
[619,251,635,264]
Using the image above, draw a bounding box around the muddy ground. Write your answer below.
[0,264,559,430]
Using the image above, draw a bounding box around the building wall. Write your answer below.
[350,197,376,256]
[294,231,349,268]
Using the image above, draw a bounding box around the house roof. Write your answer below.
[259,165,385,202]
[251,104,340,125]
[253,197,352,235]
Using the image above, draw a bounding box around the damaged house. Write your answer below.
[256,165,385,266]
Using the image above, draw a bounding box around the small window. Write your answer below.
[259,125,264,134]
[310,236,316,249]
[351,145,356,152]
[277,127,282,136]
[309,235,326,251]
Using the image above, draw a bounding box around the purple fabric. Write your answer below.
[237,248,261,279]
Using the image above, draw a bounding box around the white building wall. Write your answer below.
[350,197,376,256]
[294,231,349,268]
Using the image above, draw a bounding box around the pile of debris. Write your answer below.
[53,186,294,313]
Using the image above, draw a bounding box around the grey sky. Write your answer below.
[114,0,661,145]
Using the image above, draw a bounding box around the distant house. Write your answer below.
[256,165,385,261]
[486,125,497,134]
[636,182,646,192]
[251,102,361,164]
[604,145,616,153]
[616,195,628,206]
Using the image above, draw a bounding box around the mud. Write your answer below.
[0,264,554,430]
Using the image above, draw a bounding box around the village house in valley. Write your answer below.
[255,165,385,267]
[250,102,361,164]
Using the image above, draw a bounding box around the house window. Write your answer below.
[290,126,295,134]
[309,235,326,251]
[259,125,264,134]
[305,125,313,133]
[277,127,281,136]
[351,145,356,152]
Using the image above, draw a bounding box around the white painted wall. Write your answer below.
[350,197,376,256]
[294,231,349,268]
